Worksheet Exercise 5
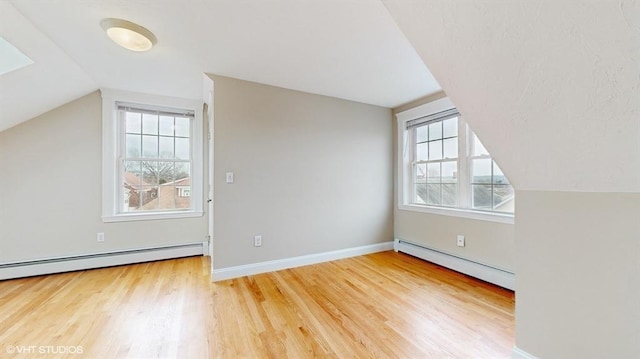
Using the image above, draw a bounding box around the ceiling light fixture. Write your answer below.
[100,18,157,52]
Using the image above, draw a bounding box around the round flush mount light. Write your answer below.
[100,18,157,52]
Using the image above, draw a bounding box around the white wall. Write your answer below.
[383,0,640,357]
[210,75,393,269]
[0,92,208,263]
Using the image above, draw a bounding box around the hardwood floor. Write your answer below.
[0,251,514,358]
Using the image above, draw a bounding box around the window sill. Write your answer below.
[103,211,204,223]
[398,203,514,224]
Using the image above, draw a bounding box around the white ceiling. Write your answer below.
[0,0,441,132]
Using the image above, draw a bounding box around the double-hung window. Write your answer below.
[102,89,203,222]
[410,109,459,207]
[398,97,514,223]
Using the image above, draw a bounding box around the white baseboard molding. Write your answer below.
[211,241,394,281]
[394,238,515,290]
[512,346,539,359]
[0,242,206,280]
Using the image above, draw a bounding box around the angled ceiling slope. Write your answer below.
[0,1,97,132]
[383,0,640,192]
[2,0,442,132]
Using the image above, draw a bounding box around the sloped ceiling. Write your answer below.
[383,0,640,192]
[0,2,97,131]
[0,0,441,132]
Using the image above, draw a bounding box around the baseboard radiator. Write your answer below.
[393,239,515,290]
[0,242,206,281]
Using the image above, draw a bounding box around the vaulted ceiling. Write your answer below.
[0,0,441,132]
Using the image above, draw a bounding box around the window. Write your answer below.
[102,89,203,222]
[398,98,514,223]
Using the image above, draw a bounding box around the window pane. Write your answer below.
[428,140,442,160]
[428,121,442,141]
[125,112,141,134]
[441,161,457,183]
[175,138,190,160]
[122,184,139,211]
[159,137,174,159]
[443,117,457,138]
[415,163,426,183]
[493,161,510,185]
[472,184,492,209]
[159,162,176,184]
[175,117,190,137]
[123,161,142,184]
[493,185,515,212]
[175,162,190,181]
[473,134,489,156]
[142,135,158,158]
[138,186,159,210]
[472,158,492,184]
[427,163,440,183]
[427,184,441,205]
[416,143,428,161]
[442,184,457,206]
[125,134,141,157]
[142,113,158,135]
[159,116,174,136]
[157,183,176,210]
[416,126,427,143]
[443,137,457,159]
[141,162,159,185]
[173,174,191,209]
[493,185,514,212]
[415,183,427,204]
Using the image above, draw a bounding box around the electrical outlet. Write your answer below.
[457,235,465,247]
[97,232,105,242]
[254,235,262,247]
[226,172,234,184]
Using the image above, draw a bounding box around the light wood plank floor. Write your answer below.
[0,251,514,358]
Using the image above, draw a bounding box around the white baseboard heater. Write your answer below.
[0,242,206,281]
[394,239,515,290]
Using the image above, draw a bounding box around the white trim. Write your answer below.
[398,203,514,224]
[101,88,204,223]
[512,346,539,359]
[396,97,455,123]
[103,210,203,223]
[0,243,205,280]
[394,238,515,290]
[211,241,394,281]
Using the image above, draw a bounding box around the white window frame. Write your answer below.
[397,97,514,224]
[101,89,204,222]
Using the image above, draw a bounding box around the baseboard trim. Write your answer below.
[512,346,539,359]
[211,241,394,281]
[394,238,515,290]
[0,242,205,280]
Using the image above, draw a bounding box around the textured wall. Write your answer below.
[383,0,640,192]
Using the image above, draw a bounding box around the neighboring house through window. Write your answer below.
[102,89,203,222]
[397,97,514,223]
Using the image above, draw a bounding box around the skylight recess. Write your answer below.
[0,36,34,75]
